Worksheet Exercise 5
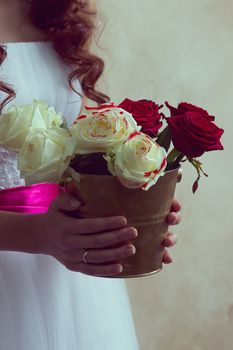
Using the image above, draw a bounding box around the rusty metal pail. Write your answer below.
[67,166,182,278]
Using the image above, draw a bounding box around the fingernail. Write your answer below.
[118,265,123,273]
[116,264,123,273]
[127,245,136,255]
[70,198,81,208]
[120,217,127,226]
[167,239,173,247]
[128,228,138,237]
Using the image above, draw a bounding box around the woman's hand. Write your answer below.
[35,192,138,277]
[35,191,181,276]
[162,199,182,264]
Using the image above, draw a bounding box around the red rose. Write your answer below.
[165,101,224,158]
[118,98,163,137]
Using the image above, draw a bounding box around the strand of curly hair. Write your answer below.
[0,0,109,113]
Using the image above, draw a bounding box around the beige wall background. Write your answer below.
[95,1,232,349]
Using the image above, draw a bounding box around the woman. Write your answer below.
[0,1,181,349]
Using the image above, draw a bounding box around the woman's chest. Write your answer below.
[1,43,82,126]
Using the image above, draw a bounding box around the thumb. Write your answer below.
[50,192,81,212]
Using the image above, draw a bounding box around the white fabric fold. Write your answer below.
[0,42,139,350]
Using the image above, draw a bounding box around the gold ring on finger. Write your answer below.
[82,250,89,264]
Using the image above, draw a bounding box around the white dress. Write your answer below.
[0,42,139,350]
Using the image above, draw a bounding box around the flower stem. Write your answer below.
[156,126,172,152]
[166,148,183,164]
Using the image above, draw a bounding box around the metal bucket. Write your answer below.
[67,166,182,278]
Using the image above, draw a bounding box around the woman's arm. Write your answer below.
[0,211,38,253]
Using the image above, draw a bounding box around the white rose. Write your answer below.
[105,132,167,190]
[18,128,77,185]
[70,103,140,154]
[0,100,63,151]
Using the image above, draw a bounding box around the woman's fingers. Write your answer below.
[67,216,128,235]
[166,199,182,225]
[50,191,81,212]
[51,194,129,235]
[162,232,178,247]
[163,198,181,265]
[166,212,181,225]
[86,244,136,263]
[66,244,136,264]
[170,199,182,213]
[162,249,173,264]
[66,261,123,277]
[49,194,180,275]
[64,227,138,249]
[162,233,177,265]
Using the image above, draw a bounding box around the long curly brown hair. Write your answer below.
[0,0,109,112]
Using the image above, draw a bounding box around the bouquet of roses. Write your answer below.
[67,99,224,193]
[0,99,224,192]
[0,98,224,277]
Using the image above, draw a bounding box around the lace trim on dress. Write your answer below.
[0,147,25,189]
